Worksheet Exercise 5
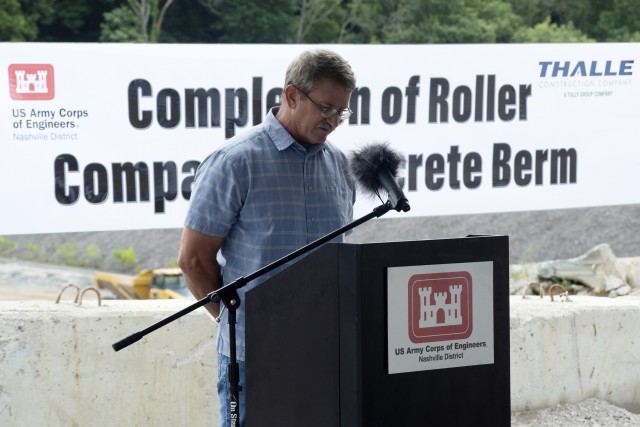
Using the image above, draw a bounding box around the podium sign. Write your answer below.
[387,262,495,374]
[246,236,509,426]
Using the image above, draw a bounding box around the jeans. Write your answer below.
[217,353,246,427]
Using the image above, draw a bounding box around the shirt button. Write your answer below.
[307,185,313,191]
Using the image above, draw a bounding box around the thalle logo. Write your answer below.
[408,271,473,343]
[8,64,55,100]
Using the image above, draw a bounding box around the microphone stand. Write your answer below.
[112,199,403,425]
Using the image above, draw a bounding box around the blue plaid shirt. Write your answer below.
[185,108,355,360]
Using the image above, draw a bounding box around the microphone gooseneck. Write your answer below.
[348,142,410,212]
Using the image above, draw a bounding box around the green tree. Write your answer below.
[159,0,219,42]
[100,0,176,42]
[100,5,146,41]
[0,0,54,41]
[506,0,640,42]
[382,0,523,43]
[294,0,343,43]
[595,0,640,41]
[38,0,118,42]
[198,0,296,42]
[513,16,593,42]
[337,0,386,43]
[8,1,640,46]
[506,0,571,27]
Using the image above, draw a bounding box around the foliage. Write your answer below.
[506,0,595,30]
[24,242,46,261]
[0,0,54,41]
[113,247,137,270]
[37,0,113,42]
[80,243,102,268]
[100,4,147,42]
[3,1,640,46]
[294,0,343,43]
[337,0,386,43]
[199,0,297,43]
[0,236,17,255]
[55,242,78,265]
[513,16,594,42]
[381,0,523,43]
[53,242,103,267]
[595,0,640,41]
[4,240,103,268]
[100,0,176,42]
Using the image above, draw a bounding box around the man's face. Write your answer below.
[292,79,351,147]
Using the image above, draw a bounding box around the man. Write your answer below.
[177,49,357,426]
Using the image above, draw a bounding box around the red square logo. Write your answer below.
[408,271,473,343]
[8,64,55,100]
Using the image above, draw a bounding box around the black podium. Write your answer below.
[245,236,510,426]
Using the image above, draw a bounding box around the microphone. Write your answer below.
[348,142,410,212]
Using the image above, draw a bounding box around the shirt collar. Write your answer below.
[265,107,326,155]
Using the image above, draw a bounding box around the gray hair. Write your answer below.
[284,49,356,94]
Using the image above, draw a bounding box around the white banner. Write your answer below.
[1,43,639,234]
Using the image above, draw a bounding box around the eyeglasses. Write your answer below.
[298,89,352,121]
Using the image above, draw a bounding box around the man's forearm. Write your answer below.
[184,264,222,318]
[178,228,225,319]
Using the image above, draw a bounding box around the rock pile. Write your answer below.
[512,243,640,298]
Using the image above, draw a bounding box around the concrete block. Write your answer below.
[2,295,639,425]
[0,300,218,427]
[510,295,640,413]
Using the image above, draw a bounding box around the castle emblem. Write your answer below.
[408,271,473,343]
[14,69,50,94]
[418,284,463,327]
[8,64,55,100]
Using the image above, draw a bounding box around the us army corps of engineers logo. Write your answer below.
[408,271,473,343]
[8,64,55,100]
[387,262,493,374]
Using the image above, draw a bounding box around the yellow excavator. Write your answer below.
[94,268,191,300]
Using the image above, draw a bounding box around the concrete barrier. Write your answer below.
[1,296,639,426]
[510,295,640,413]
[0,300,218,427]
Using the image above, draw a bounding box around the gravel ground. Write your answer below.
[511,398,640,426]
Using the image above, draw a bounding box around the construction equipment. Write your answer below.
[94,268,191,300]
